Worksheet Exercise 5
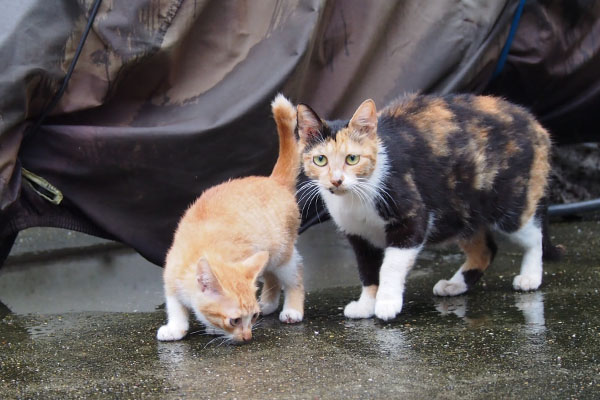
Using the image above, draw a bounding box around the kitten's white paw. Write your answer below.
[259,300,279,316]
[279,308,303,324]
[344,299,375,319]
[374,298,403,321]
[433,279,468,297]
[513,274,541,291]
[157,324,187,341]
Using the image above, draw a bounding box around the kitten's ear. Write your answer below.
[297,104,324,144]
[349,99,377,139]
[196,258,223,294]
[241,251,269,282]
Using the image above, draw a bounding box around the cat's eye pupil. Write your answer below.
[346,154,360,165]
[313,155,328,167]
[252,313,259,322]
[230,318,241,326]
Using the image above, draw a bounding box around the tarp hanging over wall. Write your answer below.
[1,0,599,267]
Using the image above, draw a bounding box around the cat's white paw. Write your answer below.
[374,298,403,321]
[344,299,375,319]
[157,324,187,341]
[513,274,541,291]
[279,308,303,324]
[433,279,468,297]
[259,300,279,316]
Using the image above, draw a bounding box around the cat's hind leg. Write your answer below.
[433,228,497,296]
[344,235,383,319]
[259,271,281,316]
[157,294,190,341]
[508,216,544,291]
[273,247,304,324]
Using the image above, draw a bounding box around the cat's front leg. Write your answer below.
[375,247,420,321]
[344,285,378,318]
[157,295,190,341]
[344,235,383,319]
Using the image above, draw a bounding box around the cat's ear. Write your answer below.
[297,104,324,144]
[349,99,377,139]
[241,251,269,282]
[196,258,223,295]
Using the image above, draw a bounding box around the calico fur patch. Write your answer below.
[297,94,562,321]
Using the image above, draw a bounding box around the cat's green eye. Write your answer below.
[230,318,242,327]
[345,154,360,165]
[313,155,328,167]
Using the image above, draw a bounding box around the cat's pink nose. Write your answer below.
[331,179,343,187]
[242,331,252,342]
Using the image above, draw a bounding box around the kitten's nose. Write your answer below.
[242,331,252,342]
[331,179,343,187]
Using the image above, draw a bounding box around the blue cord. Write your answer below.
[491,0,526,80]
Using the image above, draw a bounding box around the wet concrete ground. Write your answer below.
[1,220,599,399]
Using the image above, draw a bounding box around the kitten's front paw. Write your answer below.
[344,300,375,319]
[259,300,279,316]
[374,298,403,321]
[157,324,187,341]
[279,308,303,324]
[433,279,468,297]
[513,275,541,291]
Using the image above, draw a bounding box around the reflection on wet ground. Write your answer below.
[1,220,600,398]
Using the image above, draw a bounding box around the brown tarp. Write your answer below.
[1,0,599,267]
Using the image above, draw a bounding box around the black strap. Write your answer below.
[27,0,103,137]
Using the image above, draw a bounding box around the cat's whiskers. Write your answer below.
[252,319,265,330]
[299,187,318,217]
[189,329,218,336]
[216,337,232,348]
[296,180,320,204]
[296,184,317,204]
[299,188,320,217]
[203,335,225,349]
[295,180,316,196]
[259,285,278,299]
[350,184,371,210]
[301,185,323,218]
[356,178,395,213]
[357,177,396,205]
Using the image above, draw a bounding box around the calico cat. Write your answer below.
[297,94,563,321]
[157,94,303,342]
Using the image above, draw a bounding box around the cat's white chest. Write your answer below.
[322,190,387,248]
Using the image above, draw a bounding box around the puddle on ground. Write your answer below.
[1,220,600,398]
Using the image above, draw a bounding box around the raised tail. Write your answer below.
[270,94,299,192]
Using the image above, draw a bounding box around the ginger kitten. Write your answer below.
[297,94,563,321]
[157,94,303,342]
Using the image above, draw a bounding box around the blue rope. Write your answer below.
[491,0,526,80]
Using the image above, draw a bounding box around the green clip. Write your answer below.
[21,168,63,205]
